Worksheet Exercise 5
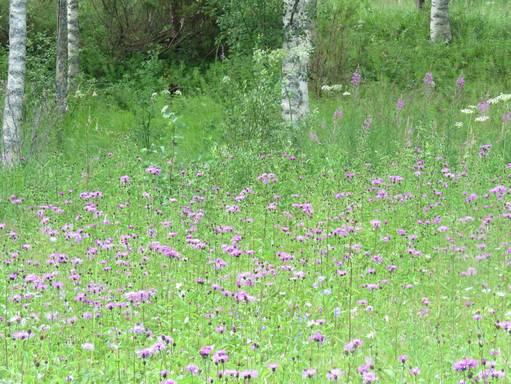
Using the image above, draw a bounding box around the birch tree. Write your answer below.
[2,0,27,167]
[282,0,316,124]
[56,0,68,113]
[67,0,79,91]
[430,0,451,42]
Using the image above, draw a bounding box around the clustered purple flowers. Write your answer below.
[2,140,510,382]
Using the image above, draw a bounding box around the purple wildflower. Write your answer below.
[344,339,363,353]
[456,75,465,89]
[453,358,478,371]
[187,364,200,375]
[145,166,161,176]
[326,368,344,381]
[200,345,213,358]
[303,368,317,378]
[333,108,344,120]
[423,72,435,87]
[396,98,405,111]
[351,67,362,87]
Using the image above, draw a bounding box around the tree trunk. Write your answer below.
[430,0,451,42]
[416,0,425,10]
[2,0,27,167]
[67,0,79,91]
[56,0,68,113]
[282,0,316,124]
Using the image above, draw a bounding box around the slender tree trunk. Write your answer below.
[56,0,68,113]
[282,0,316,124]
[430,0,451,42]
[2,0,27,167]
[67,0,79,91]
[416,0,425,10]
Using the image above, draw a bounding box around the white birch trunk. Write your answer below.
[282,0,315,124]
[56,0,68,113]
[67,0,79,91]
[430,0,451,42]
[2,0,27,167]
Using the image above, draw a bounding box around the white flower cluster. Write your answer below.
[460,92,510,123]
[474,115,490,122]
[487,93,511,105]
[286,39,313,62]
[321,84,343,93]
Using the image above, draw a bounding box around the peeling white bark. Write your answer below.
[56,0,68,113]
[2,0,27,167]
[282,0,315,124]
[430,0,451,42]
[67,0,79,90]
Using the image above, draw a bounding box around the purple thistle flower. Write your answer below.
[479,144,492,158]
[199,345,213,358]
[344,338,363,353]
[186,364,200,375]
[12,330,32,340]
[326,368,344,381]
[362,371,378,383]
[453,358,478,371]
[257,173,278,185]
[145,166,161,176]
[477,100,490,114]
[137,348,153,359]
[456,75,465,89]
[333,108,344,120]
[212,350,229,364]
[240,370,258,380]
[496,320,511,332]
[160,370,169,378]
[423,72,435,87]
[398,355,408,364]
[309,331,325,344]
[119,175,130,185]
[396,98,405,111]
[303,368,317,378]
[351,67,362,87]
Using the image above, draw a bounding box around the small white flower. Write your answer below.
[475,115,490,122]
[161,105,172,119]
[488,93,511,104]
[460,108,474,114]
[454,122,463,127]
[321,84,343,92]
[342,91,351,96]
[222,76,231,83]
[174,89,182,96]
